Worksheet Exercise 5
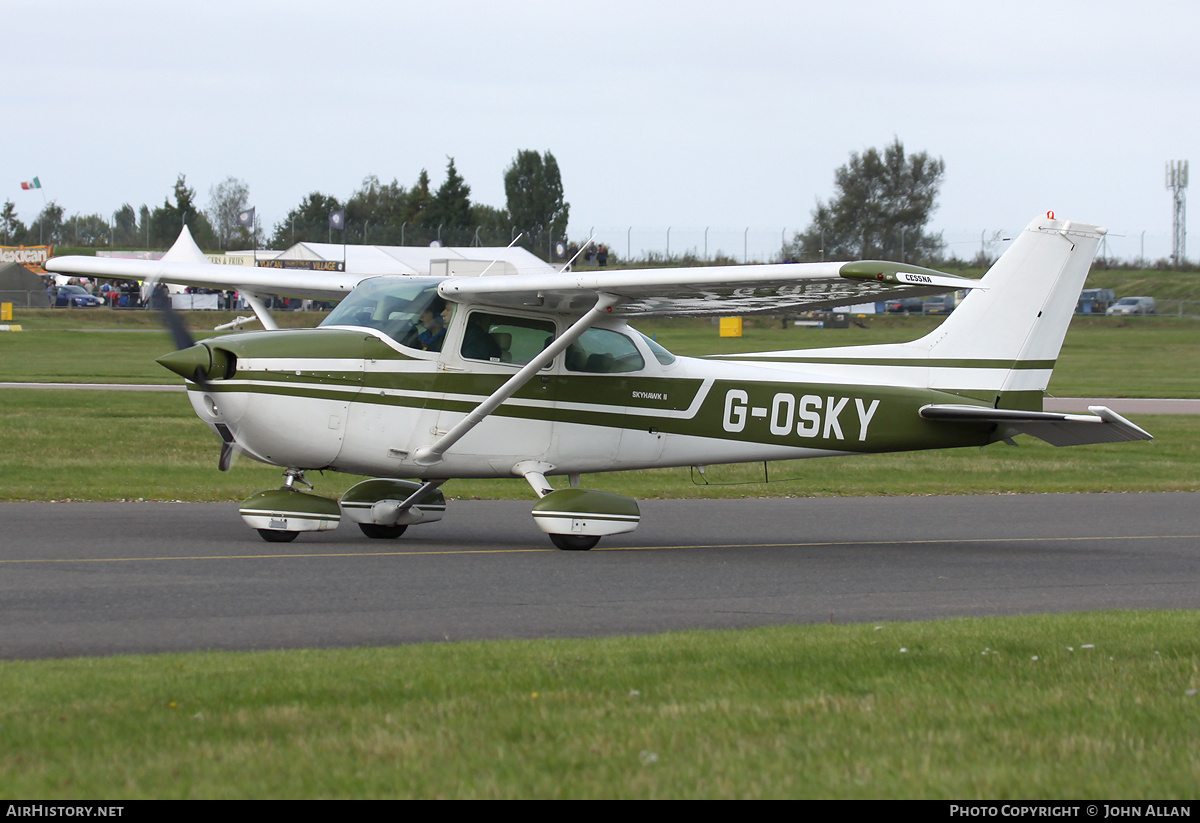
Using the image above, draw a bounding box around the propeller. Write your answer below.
[151,276,216,390]
[215,423,242,472]
[160,297,215,391]
[150,277,240,470]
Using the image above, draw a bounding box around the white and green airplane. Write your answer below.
[48,214,1151,549]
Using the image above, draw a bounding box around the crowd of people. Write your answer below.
[42,276,332,312]
[45,277,144,308]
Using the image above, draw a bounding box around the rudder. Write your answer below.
[921,215,1104,370]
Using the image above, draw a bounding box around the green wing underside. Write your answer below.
[441,261,983,317]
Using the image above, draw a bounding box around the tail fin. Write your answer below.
[735,215,1103,411]
[882,215,1105,409]
[920,215,1104,369]
[913,218,1150,444]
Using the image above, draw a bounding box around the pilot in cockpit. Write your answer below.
[416,297,448,352]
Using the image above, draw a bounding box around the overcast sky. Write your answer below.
[6,0,1197,261]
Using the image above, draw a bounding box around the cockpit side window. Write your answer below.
[319,277,446,351]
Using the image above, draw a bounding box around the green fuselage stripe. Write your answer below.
[712,356,1055,370]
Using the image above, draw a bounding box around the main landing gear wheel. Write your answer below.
[358,523,408,539]
[549,533,600,551]
[257,529,299,543]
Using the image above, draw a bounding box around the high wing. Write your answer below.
[49,226,982,317]
[46,227,363,302]
[439,260,984,317]
[44,227,558,302]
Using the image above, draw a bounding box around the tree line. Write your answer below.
[6,140,956,267]
[784,138,945,265]
[2,150,570,262]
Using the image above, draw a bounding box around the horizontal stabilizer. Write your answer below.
[919,404,1153,447]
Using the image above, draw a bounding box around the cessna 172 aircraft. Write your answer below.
[47,214,1151,549]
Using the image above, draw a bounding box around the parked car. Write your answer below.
[885,297,924,314]
[1105,296,1156,316]
[921,295,956,314]
[55,285,105,308]
[1077,287,1116,314]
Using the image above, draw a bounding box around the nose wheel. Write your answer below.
[241,469,341,543]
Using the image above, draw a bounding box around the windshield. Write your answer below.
[320,276,445,348]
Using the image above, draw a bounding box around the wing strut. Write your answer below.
[238,290,279,331]
[413,292,622,466]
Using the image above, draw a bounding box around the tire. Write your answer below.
[257,529,299,543]
[549,533,600,551]
[359,523,408,539]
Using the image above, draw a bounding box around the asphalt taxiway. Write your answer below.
[1,494,1196,658]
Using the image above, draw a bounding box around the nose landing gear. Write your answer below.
[240,469,341,543]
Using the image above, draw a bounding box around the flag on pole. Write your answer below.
[329,209,345,231]
[237,207,256,228]
[20,177,41,190]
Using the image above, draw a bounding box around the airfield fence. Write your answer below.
[1125,299,1200,317]
[0,290,48,308]
[585,227,1182,268]
[584,226,791,264]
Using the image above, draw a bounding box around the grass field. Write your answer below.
[1,611,1196,799]
[0,305,1192,502]
[0,388,1187,502]
[0,303,1193,502]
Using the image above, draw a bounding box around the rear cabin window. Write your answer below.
[637,331,676,366]
[566,328,645,373]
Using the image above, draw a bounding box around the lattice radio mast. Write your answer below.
[1166,160,1188,265]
